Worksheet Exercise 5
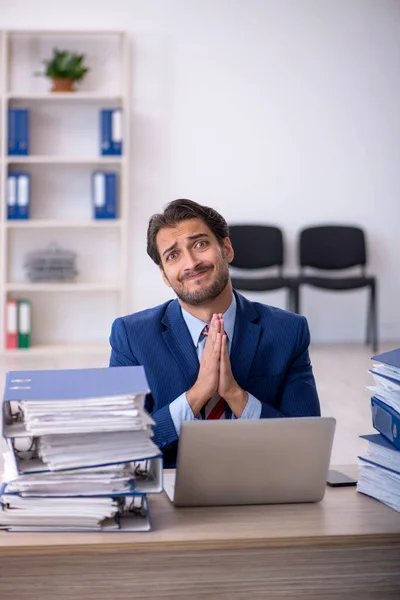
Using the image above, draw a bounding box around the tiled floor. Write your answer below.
[1,341,395,470]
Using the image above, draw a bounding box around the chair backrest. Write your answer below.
[229,225,284,269]
[299,225,367,270]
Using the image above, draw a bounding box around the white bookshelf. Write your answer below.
[5,283,121,292]
[3,342,110,356]
[5,219,122,228]
[6,157,126,164]
[0,29,130,354]
[6,92,123,101]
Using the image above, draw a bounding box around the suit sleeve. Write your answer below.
[263,316,321,418]
[109,318,179,449]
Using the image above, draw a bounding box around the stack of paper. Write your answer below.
[357,435,400,513]
[20,395,147,434]
[0,366,163,531]
[357,349,400,513]
[2,453,161,497]
[24,243,78,282]
[0,494,148,532]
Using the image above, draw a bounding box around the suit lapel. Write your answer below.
[161,299,199,389]
[230,291,261,390]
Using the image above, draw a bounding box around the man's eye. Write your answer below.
[167,253,177,261]
[195,241,206,248]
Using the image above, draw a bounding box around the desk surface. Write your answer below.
[1,467,400,557]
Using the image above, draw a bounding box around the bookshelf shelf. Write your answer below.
[7,92,123,101]
[7,29,125,36]
[5,283,121,292]
[0,29,130,353]
[5,219,122,228]
[2,342,110,356]
[5,156,126,165]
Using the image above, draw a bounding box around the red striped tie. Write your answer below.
[201,325,226,420]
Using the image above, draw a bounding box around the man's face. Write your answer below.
[156,218,234,306]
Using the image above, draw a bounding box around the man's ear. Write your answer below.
[160,265,171,288]
[223,237,234,264]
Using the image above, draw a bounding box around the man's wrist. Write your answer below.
[187,384,208,417]
[223,386,248,417]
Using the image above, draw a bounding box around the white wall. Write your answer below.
[2,0,400,343]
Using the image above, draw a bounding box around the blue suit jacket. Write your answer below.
[109,291,320,467]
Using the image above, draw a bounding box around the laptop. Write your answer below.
[163,417,336,507]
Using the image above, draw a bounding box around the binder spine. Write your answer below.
[18,109,29,155]
[5,299,18,349]
[18,300,31,349]
[105,173,117,218]
[6,174,18,219]
[7,109,18,155]
[111,109,123,155]
[100,109,112,155]
[92,171,106,218]
[16,173,30,219]
[371,396,400,450]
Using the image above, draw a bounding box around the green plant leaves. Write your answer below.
[43,48,89,81]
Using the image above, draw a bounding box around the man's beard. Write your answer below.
[172,261,230,306]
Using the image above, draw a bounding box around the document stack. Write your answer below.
[23,242,78,282]
[357,349,400,513]
[0,366,163,531]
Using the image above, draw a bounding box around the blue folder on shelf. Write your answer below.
[7,172,30,219]
[6,173,18,219]
[91,171,118,218]
[100,108,122,155]
[371,396,400,450]
[8,108,29,156]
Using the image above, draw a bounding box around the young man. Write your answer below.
[109,199,320,467]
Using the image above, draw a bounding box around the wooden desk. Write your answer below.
[0,471,399,600]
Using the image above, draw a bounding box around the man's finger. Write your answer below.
[208,313,218,337]
[220,333,228,363]
[213,332,222,357]
[219,316,225,336]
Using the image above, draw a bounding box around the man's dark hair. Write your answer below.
[147,199,230,266]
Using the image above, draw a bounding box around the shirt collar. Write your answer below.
[181,294,237,347]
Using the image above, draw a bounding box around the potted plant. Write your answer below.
[39,48,89,92]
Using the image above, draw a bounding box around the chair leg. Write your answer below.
[286,288,292,312]
[370,282,378,354]
[366,292,372,346]
[292,284,300,314]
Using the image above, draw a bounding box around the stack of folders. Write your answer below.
[357,349,400,513]
[0,366,163,531]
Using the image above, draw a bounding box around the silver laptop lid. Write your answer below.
[173,417,336,507]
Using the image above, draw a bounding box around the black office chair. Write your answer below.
[229,225,295,311]
[292,225,378,352]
